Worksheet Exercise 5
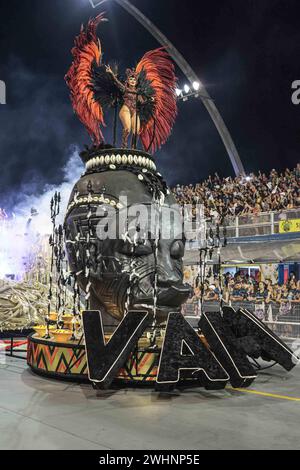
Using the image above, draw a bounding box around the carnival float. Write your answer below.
[21,13,298,390]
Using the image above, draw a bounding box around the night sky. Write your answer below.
[0,0,300,209]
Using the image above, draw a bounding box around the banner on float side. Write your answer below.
[279,219,300,234]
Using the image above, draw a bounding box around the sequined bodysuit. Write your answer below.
[112,74,138,116]
[123,86,138,115]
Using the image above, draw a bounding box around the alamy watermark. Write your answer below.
[93,197,207,243]
[0,80,6,104]
[291,80,300,105]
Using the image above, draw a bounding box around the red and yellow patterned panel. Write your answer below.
[27,335,160,382]
[118,350,159,382]
[27,338,87,376]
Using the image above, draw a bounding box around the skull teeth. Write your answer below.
[85,153,156,172]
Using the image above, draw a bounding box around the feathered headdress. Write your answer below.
[126,68,138,80]
[65,14,178,153]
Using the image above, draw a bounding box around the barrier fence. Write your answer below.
[182,301,300,341]
[223,209,300,239]
[185,208,300,242]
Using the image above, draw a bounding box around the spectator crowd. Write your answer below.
[186,271,300,305]
[173,164,300,220]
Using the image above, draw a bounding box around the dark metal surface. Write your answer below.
[64,149,191,324]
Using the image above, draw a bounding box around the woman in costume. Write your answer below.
[105,65,151,148]
[65,14,177,153]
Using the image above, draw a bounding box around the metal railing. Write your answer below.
[182,301,300,341]
[223,208,300,239]
[185,208,300,242]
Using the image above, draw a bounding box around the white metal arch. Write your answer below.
[89,0,245,175]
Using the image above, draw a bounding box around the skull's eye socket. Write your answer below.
[170,240,185,259]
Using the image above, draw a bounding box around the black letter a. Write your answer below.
[156,312,229,391]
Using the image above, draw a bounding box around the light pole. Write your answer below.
[88,0,245,176]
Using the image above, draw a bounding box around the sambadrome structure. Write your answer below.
[27,13,299,390]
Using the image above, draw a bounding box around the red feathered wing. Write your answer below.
[136,48,177,154]
[65,14,106,145]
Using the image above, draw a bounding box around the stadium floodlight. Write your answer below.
[193,81,200,91]
[89,0,108,8]
[176,82,214,102]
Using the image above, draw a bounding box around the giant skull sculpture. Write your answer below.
[64,148,191,325]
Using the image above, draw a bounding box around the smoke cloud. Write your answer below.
[0,148,83,279]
